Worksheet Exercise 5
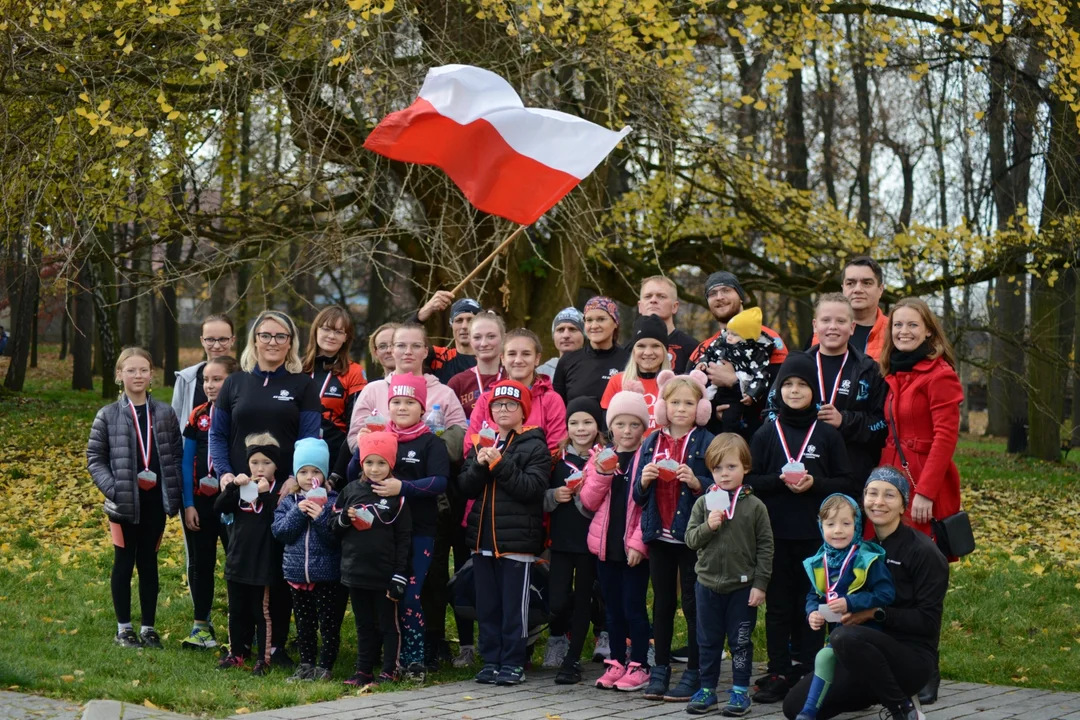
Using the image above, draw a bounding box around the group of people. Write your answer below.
[85,256,964,720]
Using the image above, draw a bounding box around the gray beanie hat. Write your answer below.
[551,307,585,334]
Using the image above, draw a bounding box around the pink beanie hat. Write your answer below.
[388,374,427,411]
[359,431,399,470]
[653,369,712,428]
[606,390,651,429]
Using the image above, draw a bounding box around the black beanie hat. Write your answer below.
[774,352,821,404]
[704,271,748,302]
[566,396,604,429]
[631,314,669,348]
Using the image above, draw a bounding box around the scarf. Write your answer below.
[390,420,431,443]
[819,493,864,569]
[775,396,817,428]
[889,341,931,374]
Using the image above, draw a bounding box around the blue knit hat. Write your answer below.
[293,437,330,478]
[865,465,910,508]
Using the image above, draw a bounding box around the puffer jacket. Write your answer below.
[580,447,648,561]
[272,491,341,584]
[86,395,183,523]
[631,427,715,544]
[465,374,568,454]
[460,427,550,557]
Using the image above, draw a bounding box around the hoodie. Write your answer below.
[172,362,206,433]
[465,373,567,454]
[347,372,467,453]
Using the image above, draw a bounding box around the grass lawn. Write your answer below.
[1,348,1078,716]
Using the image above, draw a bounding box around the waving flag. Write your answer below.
[363,64,632,225]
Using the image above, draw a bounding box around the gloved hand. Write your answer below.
[387,574,408,602]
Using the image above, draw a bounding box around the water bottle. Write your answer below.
[425,403,446,436]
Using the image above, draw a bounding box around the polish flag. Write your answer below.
[363,65,632,225]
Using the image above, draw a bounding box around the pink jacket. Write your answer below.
[347,372,467,452]
[464,374,567,454]
[580,447,648,562]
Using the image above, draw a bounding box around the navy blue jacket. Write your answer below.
[272,491,341,584]
[632,427,715,544]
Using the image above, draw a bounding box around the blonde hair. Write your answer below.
[661,376,704,403]
[244,432,280,449]
[640,275,679,301]
[368,322,400,363]
[115,347,154,398]
[879,297,956,374]
[240,310,303,374]
[470,311,506,338]
[815,292,853,318]
[704,433,751,472]
[623,337,671,384]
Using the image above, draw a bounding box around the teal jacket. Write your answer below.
[803,541,895,623]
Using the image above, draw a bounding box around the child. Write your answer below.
[795,494,894,720]
[215,432,282,674]
[744,353,855,705]
[334,432,412,687]
[580,391,652,692]
[694,307,773,434]
[378,374,450,682]
[181,355,238,650]
[87,347,183,649]
[272,437,348,682]
[632,370,715,702]
[545,396,606,684]
[459,379,550,686]
[684,434,774,716]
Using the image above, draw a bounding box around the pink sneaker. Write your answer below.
[595,659,626,689]
[613,662,650,692]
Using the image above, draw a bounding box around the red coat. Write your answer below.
[879,356,963,541]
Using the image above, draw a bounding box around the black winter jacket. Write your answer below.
[86,396,183,523]
[460,427,550,556]
[545,450,591,554]
[215,479,281,585]
[333,480,412,590]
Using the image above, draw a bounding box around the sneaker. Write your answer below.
[593,631,612,662]
[614,662,651,692]
[752,674,788,704]
[287,663,315,682]
[269,648,296,670]
[475,663,499,684]
[672,645,690,663]
[543,634,570,668]
[114,628,142,649]
[138,628,163,649]
[595,659,627,689]
[312,667,332,682]
[181,626,217,650]
[454,645,477,668]
[344,670,373,687]
[722,689,752,717]
[555,660,583,685]
[373,671,396,685]
[496,666,526,686]
[879,701,923,720]
[217,653,246,670]
[404,662,427,683]
[687,688,720,715]
[251,659,270,677]
[795,713,816,720]
[666,669,701,702]
[643,665,672,701]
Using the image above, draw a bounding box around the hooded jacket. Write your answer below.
[465,373,567,454]
[347,372,467,453]
[272,490,342,584]
[631,427,715,544]
[459,427,550,557]
[172,362,205,433]
[87,395,183,523]
[580,447,648,561]
[803,540,894,621]
[333,479,412,590]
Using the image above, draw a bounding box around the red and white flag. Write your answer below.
[363,64,632,225]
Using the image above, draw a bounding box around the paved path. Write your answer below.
[0,691,82,720]
[230,665,1080,720]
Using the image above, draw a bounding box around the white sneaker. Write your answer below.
[452,645,476,668]
[592,631,611,662]
[542,634,570,668]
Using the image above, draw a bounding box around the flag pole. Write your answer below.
[449,224,528,297]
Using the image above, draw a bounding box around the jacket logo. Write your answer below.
[803,444,819,460]
[376,498,389,509]
[839,379,851,395]
[604,368,619,380]
[403,449,420,464]
[274,389,293,401]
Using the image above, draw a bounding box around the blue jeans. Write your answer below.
[596,558,651,666]
[696,583,757,689]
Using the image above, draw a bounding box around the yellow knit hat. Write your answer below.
[726,306,762,341]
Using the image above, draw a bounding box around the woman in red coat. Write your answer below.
[878,297,963,542]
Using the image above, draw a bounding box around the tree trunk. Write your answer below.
[1027,275,1064,461]
[29,296,39,369]
[846,16,873,232]
[162,237,182,386]
[71,262,95,391]
[2,242,41,392]
[59,283,70,361]
[1073,269,1080,446]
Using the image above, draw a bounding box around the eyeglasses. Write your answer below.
[393,342,426,352]
[256,332,291,344]
[375,343,392,352]
[201,336,232,346]
[491,401,521,412]
[319,326,347,338]
[122,367,152,376]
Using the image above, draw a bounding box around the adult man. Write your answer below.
[836,257,888,359]
[412,290,480,383]
[538,307,586,379]
[638,275,698,373]
[688,271,787,438]
[806,293,887,484]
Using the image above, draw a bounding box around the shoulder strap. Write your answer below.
[885,396,912,482]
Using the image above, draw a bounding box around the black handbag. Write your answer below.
[887,401,975,558]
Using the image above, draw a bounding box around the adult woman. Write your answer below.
[553,297,630,405]
[783,466,948,720]
[368,322,399,379]
[601,314,671,432]
[448,312,505,419]
[208,309,322,669]
[347,323,467,452]
[877,298,963,540]
[173,314,235,432]
[302,306,367,468]
[466,328,568,454]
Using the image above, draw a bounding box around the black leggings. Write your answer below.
[110,516,165,626]
[767,538,825,674]
[648,541,699,669]
[182,495,229,623]
[291,583,349,668]
[351,587,400,676]
[227,581,270,663]
[548,551,597,662]
[783,627,934,719]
